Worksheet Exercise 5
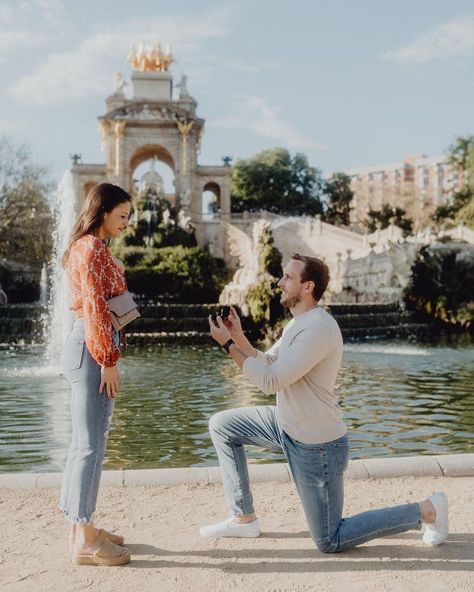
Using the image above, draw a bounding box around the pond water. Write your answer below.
[0,337,473,473]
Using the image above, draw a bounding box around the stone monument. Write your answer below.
[71,42,232,258]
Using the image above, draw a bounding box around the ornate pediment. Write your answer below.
[102,103,202,126]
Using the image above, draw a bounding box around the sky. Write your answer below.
[0,0,473,189]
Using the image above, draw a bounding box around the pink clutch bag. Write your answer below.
[106,291,140,332]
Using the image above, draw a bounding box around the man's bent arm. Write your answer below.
[242,326,333,395]
[232,333,257,359]
[228,342,250,369]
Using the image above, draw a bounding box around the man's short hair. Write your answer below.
[290,253,330,301]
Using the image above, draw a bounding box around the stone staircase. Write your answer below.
[125,303,214,346]
[0,302,432,346]
[0,304,46,345]
[326,302,431,340]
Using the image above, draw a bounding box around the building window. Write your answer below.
[394,169,402,193]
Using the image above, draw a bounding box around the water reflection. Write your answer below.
[0,339,473,473]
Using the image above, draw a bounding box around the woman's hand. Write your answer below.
[99,365,119,399]
[111,255,125,274]
[223,306,244,342]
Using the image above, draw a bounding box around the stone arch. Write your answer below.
[129,143,175,173]
[128,144,176,202]
[202,181,221,218]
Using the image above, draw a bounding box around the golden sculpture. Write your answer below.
[128,42,173,72]
[177,120,194,138]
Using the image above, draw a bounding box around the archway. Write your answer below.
[129,144,176,205]
[202,181,221,219]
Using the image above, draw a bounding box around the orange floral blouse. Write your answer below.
[67,234,126,367]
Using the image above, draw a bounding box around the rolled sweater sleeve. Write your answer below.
[79,241,120,368]
[242,325,332,395]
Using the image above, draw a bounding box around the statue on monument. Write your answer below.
[219,220,272,313]
[115,71,128,94]
[385,240,418,289]
[180,186,192,206]
[177,209,194,233]
[176,74,190,99]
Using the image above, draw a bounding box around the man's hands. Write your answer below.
[209,314,232,346]
[223,306,244,342]
[209,305,245,346]
[99,365,119,399]
[209,306,253,369]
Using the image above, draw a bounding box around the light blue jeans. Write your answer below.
[209,405,422,553]
[58,319,117,524]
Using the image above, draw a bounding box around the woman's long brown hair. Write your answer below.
[61,183,132,268]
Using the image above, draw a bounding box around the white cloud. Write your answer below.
[204,55,279,73]
[1,0,62,23]
[0,0,63,59]
[0,29,48,61]
[210,97,325,151]
[8,11,231,106]
[0,2,14,25]
[384,15,474,63]
[30,0,63,12]
[0,119,28,134]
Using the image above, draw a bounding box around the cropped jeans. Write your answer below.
[58,319,118,524]
[209,405,422,553]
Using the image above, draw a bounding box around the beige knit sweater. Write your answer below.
[243,307,347,444]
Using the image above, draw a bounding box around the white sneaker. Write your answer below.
[423,492,448,545]
[199,517,261,538]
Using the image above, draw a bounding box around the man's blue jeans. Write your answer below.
[209,405,422,552]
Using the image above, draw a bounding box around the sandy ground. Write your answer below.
[1,476,473,592]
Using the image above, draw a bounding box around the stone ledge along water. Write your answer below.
[2,453,474,489]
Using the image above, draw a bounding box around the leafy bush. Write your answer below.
[405,242,474,329]
[118,245,228,302]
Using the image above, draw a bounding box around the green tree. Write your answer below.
[323,172,354,226]
[366,204,413,236]
[231,148,324,215]
[0,181,53,265]
[434,135,474,228]
[455,195,474,228]
[0,137,53,300]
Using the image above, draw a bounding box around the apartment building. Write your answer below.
[344,154,463,229]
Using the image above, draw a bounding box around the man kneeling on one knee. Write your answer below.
[200,253,448,552]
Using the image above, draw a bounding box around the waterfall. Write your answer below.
[39,264,48,305]
[44,170,76,364]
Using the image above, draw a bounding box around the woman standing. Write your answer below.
[59,183,132,566]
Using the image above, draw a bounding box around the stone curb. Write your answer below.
[1,453,474,489]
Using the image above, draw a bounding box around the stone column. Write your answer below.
[176,120,194,210]
[113,120,127,188]
[220,177,231,221]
